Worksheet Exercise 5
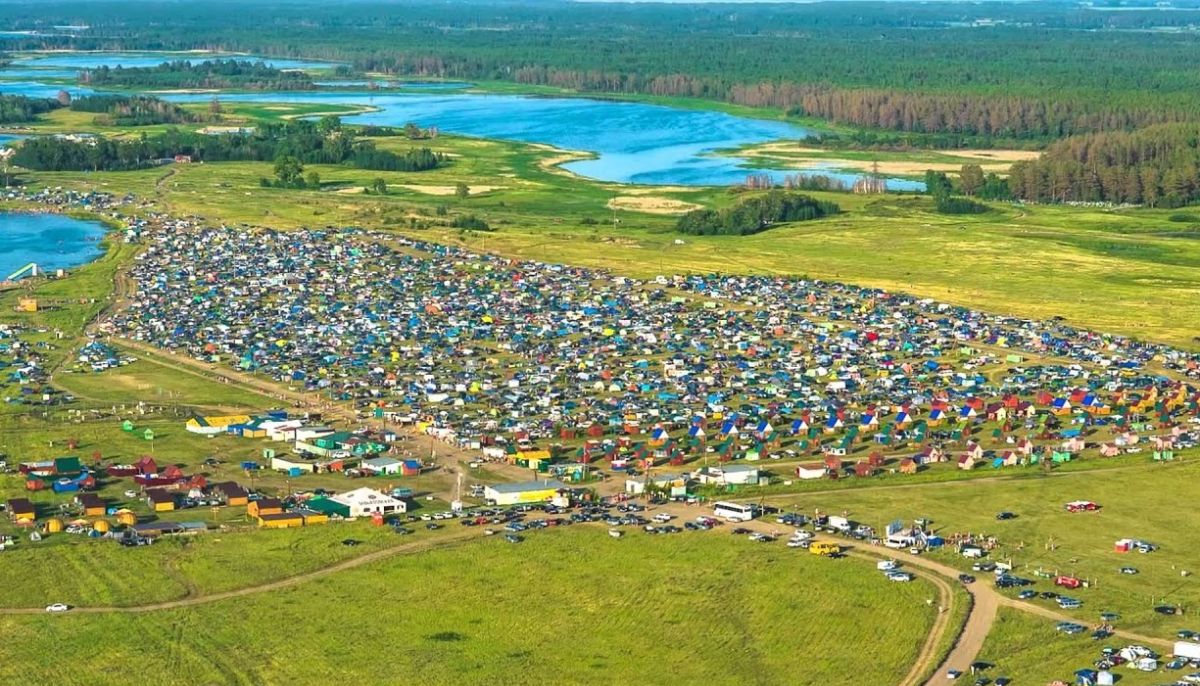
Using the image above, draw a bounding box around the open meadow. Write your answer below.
[764,457,1200,637]
[0,528,940,686]
[16,123,1200,348]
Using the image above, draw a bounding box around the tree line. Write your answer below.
[676,191,840,236]
[0,95,61,124]
[1006,124,1200,207]
[11,117,445,173]
[70,94,195,126]
[80,59,314,90]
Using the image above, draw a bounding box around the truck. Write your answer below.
[1174,641,1200,660]
[827,515,852,534]
[810,541,841,556]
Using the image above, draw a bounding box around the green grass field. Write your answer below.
[18,123,1200,347]
[0,528,939,686]
[976,609,1172,686]
[765,457,1200,636]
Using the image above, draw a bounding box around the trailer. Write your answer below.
[1174,641,1200,660]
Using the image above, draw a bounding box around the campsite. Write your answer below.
[5,2,1200,684]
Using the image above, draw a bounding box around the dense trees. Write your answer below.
[925,171,992,214]
[1007,124,1200,207]
[676,191,839,236]
[0,95,61,124]
[70,95,194,125]
[80,60,313,90]
[10,2,1200,140]
[11,118,445,174]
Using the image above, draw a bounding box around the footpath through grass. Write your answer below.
[0,527,938,686]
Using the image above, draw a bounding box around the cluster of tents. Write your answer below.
[110,224,1200,466]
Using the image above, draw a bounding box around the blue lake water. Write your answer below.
[0,54,923,189]
[0,80,95,99]
[13,52,340,70]
[0,213,109,277]
[313,80,473,90]
[165,91,923,189]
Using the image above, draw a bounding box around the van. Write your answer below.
[810,541,840,556]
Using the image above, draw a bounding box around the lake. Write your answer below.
[0,213,109,277]
[12,52,340,70]
[166,91,923,189]
[0,52,923,189]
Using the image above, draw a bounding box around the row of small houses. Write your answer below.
[6,484,408,532]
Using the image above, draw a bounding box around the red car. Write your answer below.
[1055,575,1082,589]
[1065,500,1099,513]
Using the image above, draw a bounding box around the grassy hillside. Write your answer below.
[0,528,938,686]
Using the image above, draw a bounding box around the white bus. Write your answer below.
[713,501,759,522]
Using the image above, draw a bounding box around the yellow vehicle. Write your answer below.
[809,540,841,556]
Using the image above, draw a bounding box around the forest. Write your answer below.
[676,191,840,236]
[7,2,1200,205]
[11,118,444,173]
[69,94,195,126]
[0,94,61,124]
[1007,124,1200,207]
[80,60,314,90]
[6,1,1200,142]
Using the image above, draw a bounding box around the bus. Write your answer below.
[713,501,758,522]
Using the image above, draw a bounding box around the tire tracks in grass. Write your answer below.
[0,529,480,616]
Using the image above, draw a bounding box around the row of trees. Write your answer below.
[0,95,61,124]
[676,191,840,236]
[80,60,314,90]
[70,95,195,126]
[1005,124,1200,206]
[10,117,445,173]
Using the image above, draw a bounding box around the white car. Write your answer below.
[45,603,70,613]
[653,513,674,523]
[887,572,914,582]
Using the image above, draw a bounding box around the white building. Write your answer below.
[795,464,828,480]
[361,456,403,475]
[624,473,688,496]
[694,465,760,486]
[483,480,566,506]
[330,487,407,518]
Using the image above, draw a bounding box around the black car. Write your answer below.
[959,574,976,584]
[995,511,1017,521]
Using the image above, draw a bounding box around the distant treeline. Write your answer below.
[677,191,839,236]
[70,94,194,126]
[0,94,61,124]
[80,59,313,91]
[1007,124,1200,207]
[11,117,444,173]
[9,2,1200,141]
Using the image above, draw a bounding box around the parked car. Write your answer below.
[958,574,976,585]
[1018,590,1037,600]
[1120,566,1139,575]
[995,511,1017,521]
[887,571,914,582]
[45,603,69,613]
